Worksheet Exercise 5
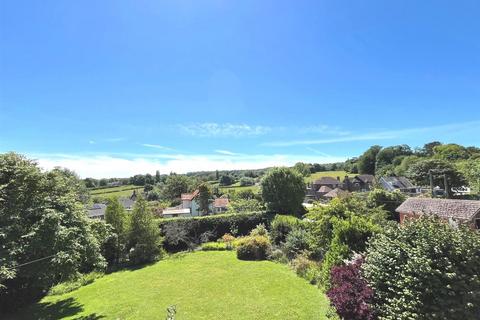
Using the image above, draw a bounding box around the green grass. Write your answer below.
[89,185,143,200]
[11,251,330,320]
[305,170,356,183]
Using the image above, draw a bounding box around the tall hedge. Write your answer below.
[159,212,273,251]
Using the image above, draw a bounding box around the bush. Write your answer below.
[290,254,320,284]
[283,228,310,259]
[160,212,272,252]
[327,256,374,320]
[48,272,104,296]
[363,217,480,319]
[236,236,272,260]
[250,223,269,237]
[201,242,229,251]
[270,215,303,245]
[268,248,288,263]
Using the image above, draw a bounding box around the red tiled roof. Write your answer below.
[396,198,480,221]
[181,189,199,201]
[214,198,229,208]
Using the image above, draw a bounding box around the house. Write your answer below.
[343,174,375,192]
[213,197,229,214]
[313,176,344,190]
[323,187,349,199]
[88,203,107,219]
[87,194,137,219]
[395,198,480,229]
[162,190,214,218]
[379,176,420,195]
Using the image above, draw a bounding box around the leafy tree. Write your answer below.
[84,177,97,188]
[394,155,420,176]
[144,183,154,193]
[128,196,163,264]
[367,189,406,221]
[219,175,234,186]
[327,257,374,320]
[406,158,466,190]
[197,183,212,215]
[375,145,412,173]
[227,198,264,214]
[99,178,108,186]
[155,170,161,183]
[0,153,105,310]
[261,167,305,216]
[357,145,382,175]
[161,174,191,200]
[418,141,442,157]
[293,162,312,176]
[433,143,470,161]
[456,160,480,193]
[239,176,255,186]
[105,197,128,264]
[363,218,480,320]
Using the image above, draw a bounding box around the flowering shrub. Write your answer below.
[327,257,374,320]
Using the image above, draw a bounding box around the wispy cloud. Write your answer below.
[141,143,174,151]
[305,147,333,157]
[179,123,271,137]
[263,121,480,147]
[214,149,240,156]
[89,140,96,144]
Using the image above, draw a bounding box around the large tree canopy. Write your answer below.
[357,145,382,175]
[0,153,105,310]
[261,167,305,216]
[406,158,466,191]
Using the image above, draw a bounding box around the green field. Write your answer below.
[11,251,330,319]
[305,170,356,183]
[89,185,143,200]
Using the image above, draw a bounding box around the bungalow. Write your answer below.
[396,197,480,229]
[379,176,420,195]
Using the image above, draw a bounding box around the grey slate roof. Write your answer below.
[379,176,415,191]
[88,203,106,218]
[395,198,480,221]
[356,174,375,184]
[314,177,341,186]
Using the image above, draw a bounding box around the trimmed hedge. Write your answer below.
[159,212,273,251]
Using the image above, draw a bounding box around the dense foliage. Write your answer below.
[236,235,272,260]
[0,153,105,310]
[327,257,374,320]
[159,212,272,251]
[363,218,480,320]
[261,167,305,215]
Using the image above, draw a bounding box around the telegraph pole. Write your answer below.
[429,170,434,197]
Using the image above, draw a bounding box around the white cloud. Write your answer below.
[89,140,96,144]
[33,153,347,178]
[141,143,174,151]
[179,123,271,137]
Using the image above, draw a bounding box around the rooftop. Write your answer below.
[396,198,480,221]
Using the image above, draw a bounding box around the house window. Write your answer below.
[476,219,480,230]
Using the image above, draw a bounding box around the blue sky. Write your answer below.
[1,0,479,178]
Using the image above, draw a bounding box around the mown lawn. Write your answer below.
[10,251,330,319]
